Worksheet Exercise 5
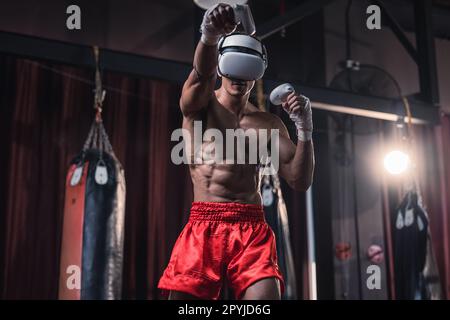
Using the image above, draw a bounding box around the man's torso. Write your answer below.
[183,92,277,204]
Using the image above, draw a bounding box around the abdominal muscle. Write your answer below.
[184,98,267,205]
[189,162,262,205]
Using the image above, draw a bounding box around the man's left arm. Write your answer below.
[271,93,315,191]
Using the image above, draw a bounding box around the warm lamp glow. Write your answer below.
[383,150,410,175]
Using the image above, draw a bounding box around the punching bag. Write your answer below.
[59,118,126,300]
[261,173,297,299]
[393,190,442,300]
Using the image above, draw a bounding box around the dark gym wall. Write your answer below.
[0,0,195,62]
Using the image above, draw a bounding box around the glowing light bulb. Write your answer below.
[383,150,410,175]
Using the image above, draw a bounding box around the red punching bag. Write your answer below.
[59,115,126,300]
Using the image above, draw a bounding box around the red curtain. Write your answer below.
[0,55,193,299]
[403,115,450,299]
[0,55,307,299]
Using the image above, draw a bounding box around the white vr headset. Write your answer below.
[217,33,268,81]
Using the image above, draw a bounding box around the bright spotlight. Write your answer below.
[383,150,410,175]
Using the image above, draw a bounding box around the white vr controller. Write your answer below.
[269,83,313,141]
[269,83,295,105]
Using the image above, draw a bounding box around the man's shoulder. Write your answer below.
[246,106,285,129]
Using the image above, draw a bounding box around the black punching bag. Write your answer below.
[261,173,297,299]
[393,191,427,299]
[59,118,126,300]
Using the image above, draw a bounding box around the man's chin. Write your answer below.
[227,88,248,96]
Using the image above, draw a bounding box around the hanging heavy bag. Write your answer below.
[393,190,442,300]
[58,116,126,300]
[261,173,298,300]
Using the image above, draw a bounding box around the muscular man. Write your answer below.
[158,4,314,300]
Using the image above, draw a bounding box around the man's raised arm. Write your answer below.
[180,4,236,117]
[276,93,315,191]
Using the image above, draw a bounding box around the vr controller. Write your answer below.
[269,83,295,106]
[233,4,256,35]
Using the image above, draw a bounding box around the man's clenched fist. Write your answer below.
[282,92,313,141]
[200,4,237,46]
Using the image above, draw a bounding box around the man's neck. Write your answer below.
[217,89,249,118]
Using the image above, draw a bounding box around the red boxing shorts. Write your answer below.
[158,202,284,300]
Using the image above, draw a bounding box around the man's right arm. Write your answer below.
[180,4,236,117]
[180,42,219,117]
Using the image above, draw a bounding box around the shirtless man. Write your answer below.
[158,3,314,300]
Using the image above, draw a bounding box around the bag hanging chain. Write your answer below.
[80,46,116,161]
[93,46,106,123]
[401,96,424,207]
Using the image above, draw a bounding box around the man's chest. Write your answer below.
[199,103,268,134]
[183,105,274,165]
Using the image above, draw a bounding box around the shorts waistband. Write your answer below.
[189,202,265,223]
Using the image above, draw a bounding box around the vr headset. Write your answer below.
[217,33,268,81]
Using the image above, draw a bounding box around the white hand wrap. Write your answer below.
[200,4,224,46]
[286,95,313,141]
